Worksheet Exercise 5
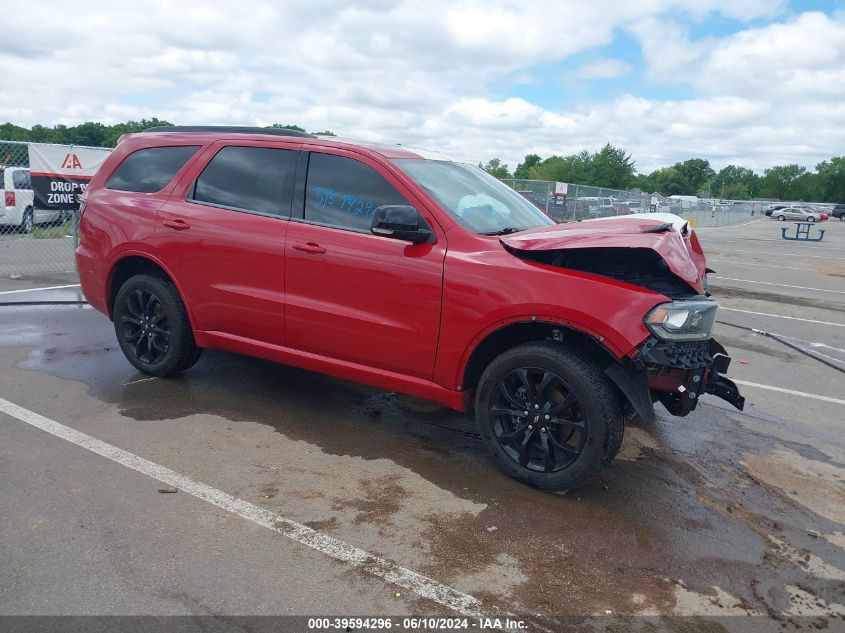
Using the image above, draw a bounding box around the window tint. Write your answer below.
[304,153,409,232]
[191,146,292,216]
[107,146,199,193]
[12,170,31,189]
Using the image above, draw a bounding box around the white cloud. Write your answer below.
[0,0,841,176]
[573,58,633,80]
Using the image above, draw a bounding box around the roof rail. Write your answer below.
[143,125,316,138]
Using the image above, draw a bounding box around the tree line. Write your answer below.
[2,121,841,202]
[483,144,845,203]
[0,121,335,151]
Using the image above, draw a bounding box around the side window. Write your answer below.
[304,153,409,232]
[12,170,31,189]
[107,146,199,193]
[190,146,292,216]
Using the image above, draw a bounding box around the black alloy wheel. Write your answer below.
[490,367,585,473]
[119,288,171,365]
[474,341,624,491]
[113,274,202,376]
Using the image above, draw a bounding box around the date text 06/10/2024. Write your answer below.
[306,617,528,630]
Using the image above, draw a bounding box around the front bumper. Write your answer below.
[643,337,745,416]
[604,337,744,424]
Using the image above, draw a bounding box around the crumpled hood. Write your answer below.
[500,215,707,294]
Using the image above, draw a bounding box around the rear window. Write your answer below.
[12,170,31,189]
[107,146,199,193]
[190,146,293,216]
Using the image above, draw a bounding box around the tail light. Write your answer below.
[4,191,14,207]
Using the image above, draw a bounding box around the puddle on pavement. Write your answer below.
[4,304,845,621]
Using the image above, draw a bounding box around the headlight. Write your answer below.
[645,299,718,341]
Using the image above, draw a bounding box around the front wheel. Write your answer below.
[113,274,203,376]
[777,215,786,221]
[475,341,624,491]
[807,216,816,223]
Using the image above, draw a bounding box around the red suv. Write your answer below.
[77,126,744,491]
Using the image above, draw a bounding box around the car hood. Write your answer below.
[500,215,707,294]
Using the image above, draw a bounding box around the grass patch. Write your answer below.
[32,220,72,239]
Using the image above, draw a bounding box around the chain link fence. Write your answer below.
[501,178,766,227]
[1,140,92,281]
[0,140,813,280]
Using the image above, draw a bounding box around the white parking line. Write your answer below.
[711,276,845,295]
[707,259,810,272]
[706,238,845,254]
[0,284,81,295]
[719,307,845,328]
[705,248,845,261]
[0,396,485,617]
[694,219,764,230]
[729,380,845,406]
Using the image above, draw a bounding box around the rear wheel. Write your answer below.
[475,341,624,491]
[807,216,816,223]
[113,274,203,376]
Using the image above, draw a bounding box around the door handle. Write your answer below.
[292,242,326,254]
[163,218,190,230]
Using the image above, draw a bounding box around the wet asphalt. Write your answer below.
[0,218,843,630]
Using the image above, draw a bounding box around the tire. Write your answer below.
[840,215,845,222]
[475,341,624,491]
[19,209,33,234]
[777,215,786,221]
[807,216,816,223]
[113,274,202,376]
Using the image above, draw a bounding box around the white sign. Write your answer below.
[554,182,568,195]
[28,143,111,211]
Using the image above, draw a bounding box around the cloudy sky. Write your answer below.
[2,0,844,173]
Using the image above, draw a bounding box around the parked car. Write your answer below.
[515,190,548,212]
[771,207,823,222]
[831,204,845,221]
[76,126,744,491]
[0,166,65,232]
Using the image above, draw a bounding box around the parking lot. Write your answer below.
[1,217,843,630]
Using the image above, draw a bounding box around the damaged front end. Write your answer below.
[605,332,745,424]
[499,215,745,421]
[641,298,745,416]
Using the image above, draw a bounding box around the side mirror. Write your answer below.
[370,205,432,243]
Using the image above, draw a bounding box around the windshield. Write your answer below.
[392,159,555,235]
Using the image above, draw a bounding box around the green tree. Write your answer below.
[587,143,636,189]
[311,130,336,136]
[528,152,591,183]
[710,165,761,199]
[631,173,655,192]
[649,167,692,196]
[673,158,714,195]
[514,153,541,179]
[759,164,807,200]
[815,157,845,203]
[480,158,512,179]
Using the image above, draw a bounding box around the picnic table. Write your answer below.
[781,221,825,242]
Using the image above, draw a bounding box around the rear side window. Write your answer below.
[12,170,31,189]
[190,146,292,216]
[304,153,409,232]
[107,146,199,193]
